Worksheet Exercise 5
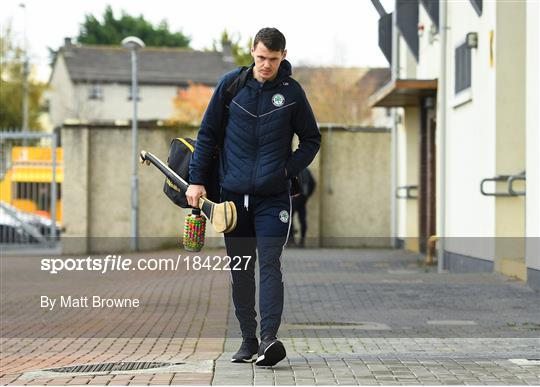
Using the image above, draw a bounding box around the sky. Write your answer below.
[2,0,395,82]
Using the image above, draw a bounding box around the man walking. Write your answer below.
[291,167,316,248]
[186,27,320,366]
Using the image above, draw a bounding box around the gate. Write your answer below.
[0,130,61,253]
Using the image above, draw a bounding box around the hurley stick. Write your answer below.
[140,150,237,233]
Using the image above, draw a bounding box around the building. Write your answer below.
[292,67,392,127]
[354,67,392,127]
[369,0,539,290]
[46,38,236,127]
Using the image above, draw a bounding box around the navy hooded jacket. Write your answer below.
[189,60,321,196]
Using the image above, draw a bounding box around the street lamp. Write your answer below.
[122,36,145,251]
[19,3,29,131]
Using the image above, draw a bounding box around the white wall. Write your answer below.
[72,83,182,122]
[48,55,76,127]
[398,36,417,79]
[417,4,440,80]
[443,1,497,260]
[526,0,540,271]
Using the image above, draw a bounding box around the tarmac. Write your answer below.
[1,247,539,385]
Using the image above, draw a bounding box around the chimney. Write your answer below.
[222,41,234,64]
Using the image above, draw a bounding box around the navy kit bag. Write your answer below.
[162,66,251,208]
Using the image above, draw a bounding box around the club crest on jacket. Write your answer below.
[279,210,289,223]
[272,94,285,107]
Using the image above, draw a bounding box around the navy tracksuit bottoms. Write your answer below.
[221,188,291,340]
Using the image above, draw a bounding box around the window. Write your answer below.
[455,42,471,94]
[40,99,50,113]
[88,84,103,100]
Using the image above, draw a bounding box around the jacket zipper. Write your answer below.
[250,84,264,192]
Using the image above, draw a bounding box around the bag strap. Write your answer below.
[224,65,251,108]
[176,137,194,153]
[216,65,252,148]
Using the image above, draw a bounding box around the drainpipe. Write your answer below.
[437,0,447,273]
[390,5,400,248]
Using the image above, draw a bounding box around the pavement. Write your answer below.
[1,247,539,385]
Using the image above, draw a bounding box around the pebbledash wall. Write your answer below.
[317,126,392,248]
[61,122,391,254]
[61,123,203,254]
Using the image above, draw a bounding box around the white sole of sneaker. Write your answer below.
[255,341,286,367]
[230,354,256,363]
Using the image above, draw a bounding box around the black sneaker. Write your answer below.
[231,338,259,363]
[254,338,286,367]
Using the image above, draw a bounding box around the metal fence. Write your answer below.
[0,129,61,253]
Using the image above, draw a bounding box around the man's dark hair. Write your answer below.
[253,28,286,52]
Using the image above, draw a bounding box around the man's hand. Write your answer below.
[186,184,207,208]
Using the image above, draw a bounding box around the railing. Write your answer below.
[508,171,526,196]
[480,171,526,197]
[396,184,418,199]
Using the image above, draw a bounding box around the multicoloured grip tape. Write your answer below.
[183,210,206,252]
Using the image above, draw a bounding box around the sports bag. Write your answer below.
[162,66,251,208]
[162,137,221,208]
